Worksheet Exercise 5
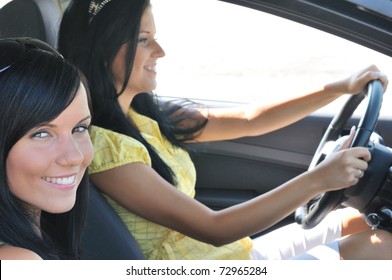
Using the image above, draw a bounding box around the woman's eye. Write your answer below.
[138,38,149,47]
[31,131,49,139]
[73,125,89,134]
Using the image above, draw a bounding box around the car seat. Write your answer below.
[0,0,61,48]
[81,183,145,259]
[0,0,145,260]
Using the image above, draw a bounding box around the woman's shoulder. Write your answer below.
[0,244,42,260]
[89,125,152,174]
[89,125,132,140]
[90,125,146,149]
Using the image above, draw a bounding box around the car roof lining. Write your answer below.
[345,0,392,19]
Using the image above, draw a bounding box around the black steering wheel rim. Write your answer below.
[295,80,384,229]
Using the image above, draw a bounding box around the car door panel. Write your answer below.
[190,114,392,213]
[190,115,324,210]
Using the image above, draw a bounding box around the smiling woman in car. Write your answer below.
[58,0,391,260]
[0,38,94,260]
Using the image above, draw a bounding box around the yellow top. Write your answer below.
[89,109,253,259]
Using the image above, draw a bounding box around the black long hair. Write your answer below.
[58,0,208,185]
[0,46,90,259]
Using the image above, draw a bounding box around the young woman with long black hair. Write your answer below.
[0,38,94,259]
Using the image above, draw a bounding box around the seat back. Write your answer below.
[81,183,145,260]
[0,0,62,47]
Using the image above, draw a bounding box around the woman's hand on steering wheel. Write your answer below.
[327,65,388,96]
[308,127,371,193]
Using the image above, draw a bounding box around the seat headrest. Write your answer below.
[0,0,62,48]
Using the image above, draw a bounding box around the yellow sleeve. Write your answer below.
[88,126,151,175]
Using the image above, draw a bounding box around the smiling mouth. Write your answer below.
[42,175,76,185]
[145,65,156,73]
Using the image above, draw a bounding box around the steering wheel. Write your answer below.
[295,80,384,229]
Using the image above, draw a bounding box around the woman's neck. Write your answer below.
[117,89,137,114]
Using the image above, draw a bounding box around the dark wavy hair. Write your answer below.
[0,45,90,259]
[58,0,208,185]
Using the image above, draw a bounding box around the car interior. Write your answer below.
[1,0,391,260]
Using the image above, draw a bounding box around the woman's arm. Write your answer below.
[194,65,388,142]
[90,134,370,246]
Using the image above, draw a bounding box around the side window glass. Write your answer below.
[152,0,391,116]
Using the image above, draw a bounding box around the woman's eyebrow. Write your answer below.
[37,115,92,128]
[78,115,92,123]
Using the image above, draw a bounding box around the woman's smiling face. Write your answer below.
[6,83,94,215]
[112,6,166,96]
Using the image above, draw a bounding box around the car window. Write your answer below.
[151,0,392,117]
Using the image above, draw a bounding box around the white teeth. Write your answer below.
[43,175,76,185]
[146,65,156,72]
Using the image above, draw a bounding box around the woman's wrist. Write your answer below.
[323,79,348,97]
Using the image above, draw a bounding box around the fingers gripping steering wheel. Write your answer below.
[295,80,384,229]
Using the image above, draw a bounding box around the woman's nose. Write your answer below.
[153,41,165,58]
[56,137,84,167]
